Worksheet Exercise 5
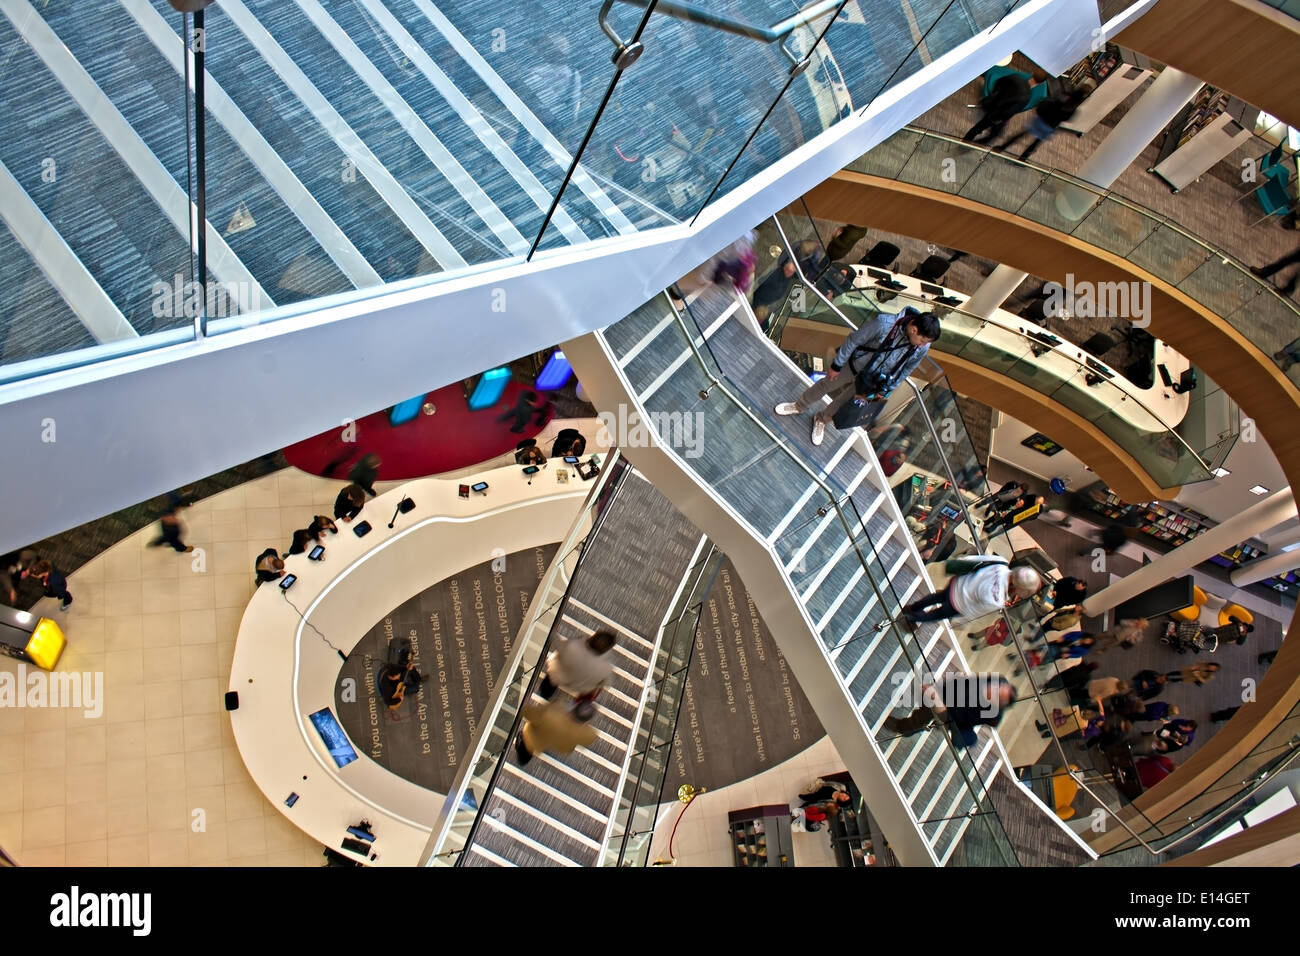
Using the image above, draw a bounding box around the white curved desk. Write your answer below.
[847,266,1191,430]
[227,461,593,865]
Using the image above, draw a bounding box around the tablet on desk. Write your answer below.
[522,465,540,476]
[353,521,372,537]
[563,455,580,464]
[278,574,297,590]
[939,504,961,521]
[308,545,325,561]
[471,481,489,493]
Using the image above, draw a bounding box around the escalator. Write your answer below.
[456,470,707,866]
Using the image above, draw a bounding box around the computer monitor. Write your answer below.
[308,708,358,769]
[346,826,376,843]
[920,282,945,297]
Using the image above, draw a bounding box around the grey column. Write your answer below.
[1231,546,1300,588]
[1083,489,1296,616]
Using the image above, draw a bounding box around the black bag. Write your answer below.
[832,397,876,430]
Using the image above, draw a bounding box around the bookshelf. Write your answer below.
[1084,489,1284,590]
[728,805,795,867]
[821,772,895,867]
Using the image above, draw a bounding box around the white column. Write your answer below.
[1083,489,1297,616]
[961,263,1028,318]
[1262,521,1300,552]
[1231,547,1300,588]
[1058,66,1204,218]
[965,67,1205,316]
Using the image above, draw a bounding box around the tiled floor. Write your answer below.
[0,418,604,867]
[0,468,358,867]
[649,735,846,868]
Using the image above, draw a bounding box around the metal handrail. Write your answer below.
[611,545,723,866]
[882,125,1300,331]
[614,0,841,43]
[445,454,631,864]
[656,290,1018,855]
[768,213,1163,855]
[1148,733,1300,856]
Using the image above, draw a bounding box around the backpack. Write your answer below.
[944,553,1008,577]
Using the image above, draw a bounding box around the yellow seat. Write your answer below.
[1051,765,1081,821]
[1219,603,1254,628]
[1170,586,1207,622]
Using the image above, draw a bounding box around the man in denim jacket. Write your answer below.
[775,307,940,446]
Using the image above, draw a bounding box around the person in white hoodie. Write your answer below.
[539,630,617,704]
[902,556,1040,625]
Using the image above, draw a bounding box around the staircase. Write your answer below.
[567,286,1076,865]
[459,472,704,867]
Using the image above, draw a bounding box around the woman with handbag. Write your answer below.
[539,630,617,720]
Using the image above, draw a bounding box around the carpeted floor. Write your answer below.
[665,558,825,792]
[284,379,562,482]
[334,544,558,795]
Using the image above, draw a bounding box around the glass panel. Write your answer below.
[897,131,987,194]
[853,124,1300,385]
[0,8,194,372]
[1127,223,1208,285]
[1070,197,1159,258]
[958,151,1046,213]
[1178,257,1259,325]
[1015,173,1103,235]
[846,128,924,179]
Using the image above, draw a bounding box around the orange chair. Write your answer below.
[1170,586,1207,622]
[1219,603,1254,628]
[1051,765,1082,821]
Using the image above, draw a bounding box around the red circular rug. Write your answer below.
[283,380,554,480]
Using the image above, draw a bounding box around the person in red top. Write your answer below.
[1135,753,1176,790]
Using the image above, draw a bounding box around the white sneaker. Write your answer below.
[811,419,826,446]
[774,402,800,416]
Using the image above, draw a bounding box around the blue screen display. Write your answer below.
[535,350,573,390]
[309,708,358,768]
[468,367,511,410]
[389,394,425,425]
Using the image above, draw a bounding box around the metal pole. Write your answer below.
[193,9,208,337]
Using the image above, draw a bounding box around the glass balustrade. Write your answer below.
[425,449,627,865]
[0,2,197,377]
[757,211,1178,860]
[605,545,724,866]
[847,127,1300,389]
[604,284,1024,862]
[0,2,1040,384]
[762,253,1221,488]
